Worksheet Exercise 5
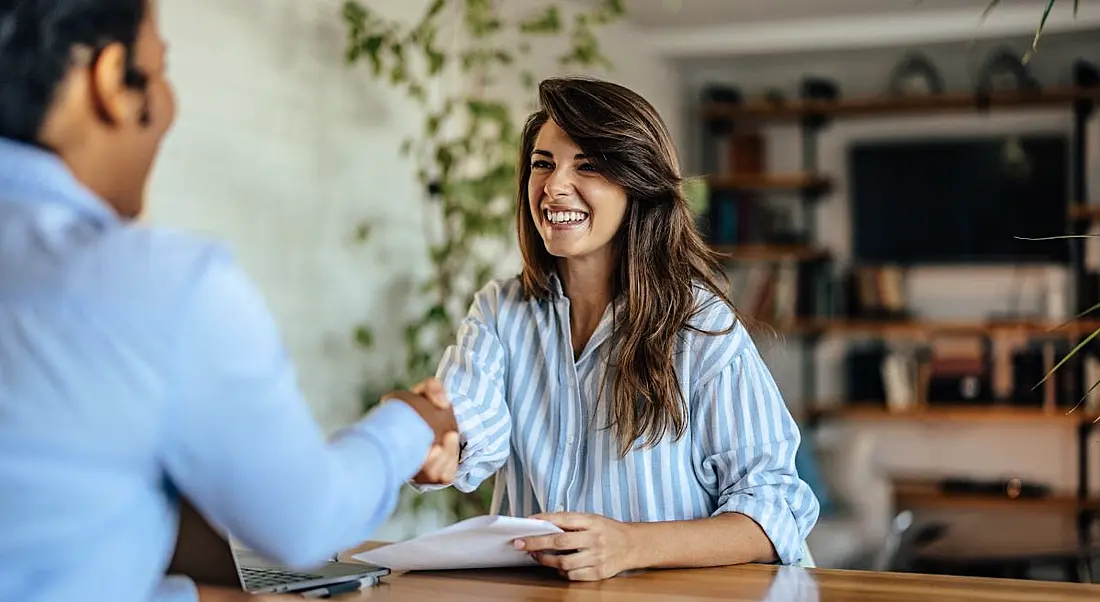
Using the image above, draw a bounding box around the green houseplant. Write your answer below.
[340,0,626,527]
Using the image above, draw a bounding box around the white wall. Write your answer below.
[148,0,680,432]
[149,0,434,431]
[145,0,681,538]
[677,31,1100,500]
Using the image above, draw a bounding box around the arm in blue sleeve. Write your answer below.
[692,341,821,566]
[152,576,197,602]
[160,250,434,569]
[413,285,512,494]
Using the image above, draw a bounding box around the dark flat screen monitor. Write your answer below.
[848,134,1070,265]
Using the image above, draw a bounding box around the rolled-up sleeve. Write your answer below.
[692,343,820,565]
[413,284,512,494]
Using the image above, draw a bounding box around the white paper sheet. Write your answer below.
[352,515,563,571]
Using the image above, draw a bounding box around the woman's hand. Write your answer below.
[513,513,641,581]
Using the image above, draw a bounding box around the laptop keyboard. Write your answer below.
[240,566,323,590]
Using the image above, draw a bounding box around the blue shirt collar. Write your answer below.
[546,269,627,314]
[0,137,119,226]
[547,271,565,298]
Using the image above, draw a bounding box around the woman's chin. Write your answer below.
[541,231,612,261]
[543,243,605,261]
[543,242,579,258]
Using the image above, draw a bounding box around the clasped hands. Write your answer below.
[382,380,640,582]
[382,377,460,485]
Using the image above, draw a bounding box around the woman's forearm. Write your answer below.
[627,512,778,570]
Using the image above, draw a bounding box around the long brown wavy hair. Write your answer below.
[516,77,738,456]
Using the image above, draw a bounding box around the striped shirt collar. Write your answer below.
[545,270,627,313]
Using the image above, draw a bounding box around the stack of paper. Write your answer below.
[353,515,563,571]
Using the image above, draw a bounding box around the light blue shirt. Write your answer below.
[433,277,819,565]
[0,138,434,602]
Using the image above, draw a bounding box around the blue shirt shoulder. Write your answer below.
[0,138,436,602]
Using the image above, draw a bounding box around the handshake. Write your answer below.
[383,377,460,486]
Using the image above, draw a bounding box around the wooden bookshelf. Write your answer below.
[700,74,1100,560]
[893,478,1100,514]
[809,404,1098,424]
[782,318,1100,337]
[914,519,1100,563]
[1068,203,1100,222]
[706,172,829,192]
[712,244,828,262]
[703,86,1100,122]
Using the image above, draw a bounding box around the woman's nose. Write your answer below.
[545,168,575,198]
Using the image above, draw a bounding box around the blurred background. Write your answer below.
[145,0,1100,583]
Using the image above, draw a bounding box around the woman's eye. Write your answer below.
[578,163,599,172]
[531,160,553,170]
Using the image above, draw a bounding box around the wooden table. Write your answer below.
[200,545,1100,602]
[315,563,1100,601]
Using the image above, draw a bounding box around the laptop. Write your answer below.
[167,498,390,595]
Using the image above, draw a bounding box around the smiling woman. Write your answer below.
[416,76,820,582]
[526,120,626,261]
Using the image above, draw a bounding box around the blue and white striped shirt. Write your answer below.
[434,274,820,565]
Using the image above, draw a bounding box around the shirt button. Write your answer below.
[556,505,565,512]
[567,435,575,445]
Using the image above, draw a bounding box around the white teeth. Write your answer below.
[545,210,588,224]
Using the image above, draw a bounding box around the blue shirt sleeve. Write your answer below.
[151,576,198,602]
[691,340,821,566]
[160,248,434,569]
[415,283,512,495]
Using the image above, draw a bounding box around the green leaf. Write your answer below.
[353,325,374,348]
[428,243,450,266]
[362,35,386,58]
[436,146,455,175]
[342,1,367,24]
[474,263,494,286]
[426,0,446,18]
[390,62,407,83]
[1024,0,1057,63]
[427,49,447,75]
[354,222,372,242]
[425,304,449,324]
[1066,377,1100,420]
[404,323,422,348]
[1015,234,1100,241]
[520,70,535,89]
[1047,299,1100,334]
[1033,325,1100,389]
[520,6,562,34]
[979,0,1002,25]
[601,0,625,17]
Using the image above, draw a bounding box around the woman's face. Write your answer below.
[527,120,628,262]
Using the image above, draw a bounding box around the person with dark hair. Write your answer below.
[423,77,819,581]
[0,2,459,601]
